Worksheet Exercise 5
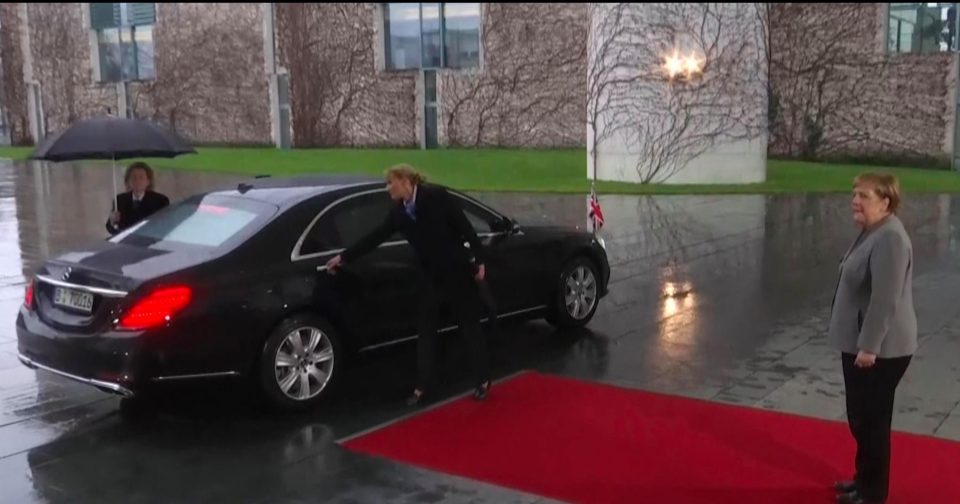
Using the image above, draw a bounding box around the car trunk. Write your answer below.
[33,242,210,334]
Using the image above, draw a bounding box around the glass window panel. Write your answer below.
[946,4,957,50]
[120,27,137,81]
[135,25,155,80]
[303,193,401,253]
[421,3,442,68]
[127,3,157,26]
[888,3,958,53]
[112,197,275,251]
[98,28,122,82]
[443,3,480,69]
[458,200,492,234]
[90,3,120,30]
[385,3,422,70]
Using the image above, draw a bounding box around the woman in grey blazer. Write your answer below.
[829,173,916,504]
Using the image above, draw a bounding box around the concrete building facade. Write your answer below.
[767,2,960,170]
[0,2,587,151]
[1,3,959,176]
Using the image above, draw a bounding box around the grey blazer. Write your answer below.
[828,215,917,358]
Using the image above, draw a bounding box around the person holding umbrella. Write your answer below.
[29,115,195,233]
[106,161,170,235]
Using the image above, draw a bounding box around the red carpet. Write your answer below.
[343,371,960,504]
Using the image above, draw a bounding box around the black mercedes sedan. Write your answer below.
[17,175,610,410]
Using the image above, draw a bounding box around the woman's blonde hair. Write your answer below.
[854,172,902,214]
[385,163,426,185]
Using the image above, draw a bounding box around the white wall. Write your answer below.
[590,134,767,185]
[586,3,768,185]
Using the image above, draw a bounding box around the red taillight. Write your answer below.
[117,286,192,331]
[23,278,35,310]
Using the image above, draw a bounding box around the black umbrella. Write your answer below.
[30,116,196,208]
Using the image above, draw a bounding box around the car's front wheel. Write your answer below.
[547,256,601,329]
[259,315,341,411]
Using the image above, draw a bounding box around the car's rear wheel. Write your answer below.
[259,315,341,411]
[548,256,601,329]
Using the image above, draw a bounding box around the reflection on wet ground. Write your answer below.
[2,160,960,503]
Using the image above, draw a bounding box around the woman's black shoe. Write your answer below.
[473,380,491,400]
[836,490,884,504]
[834,480,858,493]
[406,389,426,406]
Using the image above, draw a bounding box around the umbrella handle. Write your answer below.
[112,157,119,213]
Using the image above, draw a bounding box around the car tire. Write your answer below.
[548,256,601,330]
[258,314,342,412]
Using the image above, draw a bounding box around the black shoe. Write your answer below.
[836,490,884,504]
[833,480,858,494]
[406,389,426,406]
[473,380,491,400]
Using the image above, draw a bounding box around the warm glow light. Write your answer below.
[663,297,679,317]
[664,282,677,297]
[664,52,685,79]
[660,286,697,343]
[663,51,703,80]
[662,281,694,299]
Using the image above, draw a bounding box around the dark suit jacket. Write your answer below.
[341,183,485,282]
[105,190,170,235]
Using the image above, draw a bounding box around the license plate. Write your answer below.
[53,287,94,314]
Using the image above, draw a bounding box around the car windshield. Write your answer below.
[110,195,277,250]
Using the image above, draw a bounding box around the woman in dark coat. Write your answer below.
[105,162,170,235]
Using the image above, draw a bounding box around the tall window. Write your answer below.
[888,3,959,53]
[383,3,480,70]
[90,3,156,82]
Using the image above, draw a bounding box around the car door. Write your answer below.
[299,190,422,348]
[450,193,543,319]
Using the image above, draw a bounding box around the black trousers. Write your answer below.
[841,352,912,502]
[416,272,490,391]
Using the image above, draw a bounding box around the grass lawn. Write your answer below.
[2,146,959,194]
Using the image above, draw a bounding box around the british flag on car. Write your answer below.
[589,186,604,233]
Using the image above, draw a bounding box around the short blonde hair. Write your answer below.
[385,163,426,185]
[854,172,902,214]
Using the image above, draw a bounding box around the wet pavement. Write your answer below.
[1,159,960,503]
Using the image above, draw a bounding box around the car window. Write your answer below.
[111,195,275,250]
[301,191,401,255]
[452,195,495,234]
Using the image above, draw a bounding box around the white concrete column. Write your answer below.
[262,2,282,148]
[587,3,768,185]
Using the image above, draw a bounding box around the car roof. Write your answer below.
[204,174,385,207]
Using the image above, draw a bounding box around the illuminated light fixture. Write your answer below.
[663,51,703,80]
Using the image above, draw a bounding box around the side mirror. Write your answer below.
[493,217,520,234]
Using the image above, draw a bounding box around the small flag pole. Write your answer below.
[590,180,597,236]
[589,145,603,236]
[590,143,596,236]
